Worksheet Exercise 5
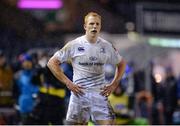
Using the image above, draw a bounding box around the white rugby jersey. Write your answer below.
[54,35,122,89]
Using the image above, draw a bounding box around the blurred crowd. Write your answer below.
[0,48,179,125]
[0,49,70,125]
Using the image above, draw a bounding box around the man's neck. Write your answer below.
[85,35,98,43]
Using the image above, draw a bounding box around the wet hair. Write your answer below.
[84,12,101,24]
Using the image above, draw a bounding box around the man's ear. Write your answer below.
[84,24,86,30]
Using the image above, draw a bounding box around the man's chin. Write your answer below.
[91,32,99,35]
[90,34,97,38]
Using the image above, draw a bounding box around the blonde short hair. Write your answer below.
[84,12,101,24]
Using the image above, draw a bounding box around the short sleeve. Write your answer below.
[53,42,72,63]
[107,44,122,65]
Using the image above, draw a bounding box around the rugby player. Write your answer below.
[47,12,126,125]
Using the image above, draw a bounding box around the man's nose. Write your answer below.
[93,24,97,28]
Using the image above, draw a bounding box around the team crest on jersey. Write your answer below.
[100,47,105,53]
[78,47,85,52]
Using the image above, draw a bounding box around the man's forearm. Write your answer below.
[111,59,126,85]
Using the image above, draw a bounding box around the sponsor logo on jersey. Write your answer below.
[78,47,85,52]
[89,56,97,61]
[79,62,104,66]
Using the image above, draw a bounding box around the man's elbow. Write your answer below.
[47,58,55,69]
[47,57,59,69]
[120,58,126,68]
[47,59,52,69]
[118,59,126,73]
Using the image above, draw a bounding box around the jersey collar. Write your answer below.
[83,35,100,44]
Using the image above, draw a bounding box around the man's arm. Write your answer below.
[111,58,126,86]
[101,59,126,96]
[47,56,84,95]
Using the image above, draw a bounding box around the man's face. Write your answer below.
[84,16,101,38]
[22,60,32,70]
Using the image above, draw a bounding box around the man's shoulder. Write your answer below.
[98,37,112,47]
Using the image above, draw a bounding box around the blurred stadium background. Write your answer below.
[0,0,180,125]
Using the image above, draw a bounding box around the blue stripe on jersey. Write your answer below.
[79,78,104,86]
[81,82,104,88]
[74,74,105,87]
[74,74,104,84]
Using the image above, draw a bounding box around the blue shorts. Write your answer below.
[66,89,115,124]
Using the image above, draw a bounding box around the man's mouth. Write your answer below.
[91,30,97,33]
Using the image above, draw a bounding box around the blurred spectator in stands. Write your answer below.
[13,53,39,124]
[150,66,164,125]
[176,75,180,125]
[133,68,153,124]
[150,62,164,125]
[29,53,66,125]
[161,66,178,125]
[0,50,14,107]
[109,82,134,125]
[133,69,146,93]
